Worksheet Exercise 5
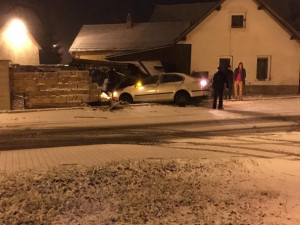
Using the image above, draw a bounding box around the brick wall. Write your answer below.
[10,70,101,109]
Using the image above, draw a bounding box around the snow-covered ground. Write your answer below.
[1,156,299,224]
[0,97,299,224]
[0,97,299,130]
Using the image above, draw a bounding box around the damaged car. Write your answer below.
[112,73,210,106]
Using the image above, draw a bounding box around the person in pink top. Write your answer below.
[233,62,246,99]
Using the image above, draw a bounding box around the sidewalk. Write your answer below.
[0,144,235,173]
[0,96,299,131]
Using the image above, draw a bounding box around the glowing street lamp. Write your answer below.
[3,19,30,48]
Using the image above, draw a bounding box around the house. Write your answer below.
[69,14,193,73]
[69,15,189,58]
[0,6,41,110]
[175,0,300,94]
[70,0,300,94]
[112,0,300,95]
[0,4,41,65]
[0,16,41,65]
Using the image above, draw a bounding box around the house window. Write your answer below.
[219,56,232,70]
[231,14,245,28]
[256,57,271,81]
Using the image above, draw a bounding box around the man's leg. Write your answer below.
[218,89,224,109]
[213,89,218,109]
[228,84,233,99]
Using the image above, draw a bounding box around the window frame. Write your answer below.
[142,75,160,85]
[256,56,271,81]
[218,56,233,70]
[160,74,184,84]
[231,13,246,28]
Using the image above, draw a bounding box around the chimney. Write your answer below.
[126,13,133,28]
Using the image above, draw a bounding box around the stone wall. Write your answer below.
[10,70,101,109]
[243,85,299,96]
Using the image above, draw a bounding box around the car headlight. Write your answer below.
[113,91,119,98]
[200,79,208,87]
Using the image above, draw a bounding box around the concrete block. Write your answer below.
[10,73,25,80]
[58,71,76,77]
[77,82,90,90]
[74,89,89,95]
[57,83,78,89]
[0,60,11,110]
[23,73,35,80]
[24,85,38,93]
[10,80,25,92]
[89,94,101,102]
[89,83,99,90]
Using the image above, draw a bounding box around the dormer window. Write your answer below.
[231,14,245,28]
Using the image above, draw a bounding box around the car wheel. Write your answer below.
[175,92,190,107]
[119,93,133,103]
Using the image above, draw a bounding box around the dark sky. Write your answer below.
[0,0,299,63]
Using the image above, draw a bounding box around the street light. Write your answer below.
[3,19,30,48]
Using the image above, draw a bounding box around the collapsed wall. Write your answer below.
[10,70,101,109]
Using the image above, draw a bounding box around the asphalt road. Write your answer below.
[1,113,299,151]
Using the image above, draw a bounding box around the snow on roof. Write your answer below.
[69,21,190,53]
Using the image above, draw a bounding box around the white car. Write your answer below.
[113,73,210,106]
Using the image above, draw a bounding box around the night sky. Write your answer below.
[0,0,299,63]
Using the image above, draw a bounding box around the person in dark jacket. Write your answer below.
[212,67,228,109]
[233,62,246,99]
[224,65,234,99]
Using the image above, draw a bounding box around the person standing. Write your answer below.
[224,65,234,99]
[212,67,228,109]
[233,62,246,99]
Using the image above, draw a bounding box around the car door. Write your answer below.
[133,75,159,102]
[156,74,184,101]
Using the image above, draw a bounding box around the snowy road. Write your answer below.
[0,97,299,156]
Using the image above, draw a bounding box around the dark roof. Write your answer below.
[291,18,300,33]
[175,0,300,42]
[254,0,300,40]
[69,21,190,52]
[151,2,216,24]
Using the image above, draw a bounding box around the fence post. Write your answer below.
[0,60,11,110]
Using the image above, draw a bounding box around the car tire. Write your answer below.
[175,92,190,107]
[119,93,133,103]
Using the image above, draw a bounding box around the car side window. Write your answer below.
[160,74,183,84]
[142,75,159,85]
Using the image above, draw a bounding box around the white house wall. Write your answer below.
[0,30,40,65]
[180,0,300,86]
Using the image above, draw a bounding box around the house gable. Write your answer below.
[0,18,40,65]
[179,0,300,86]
